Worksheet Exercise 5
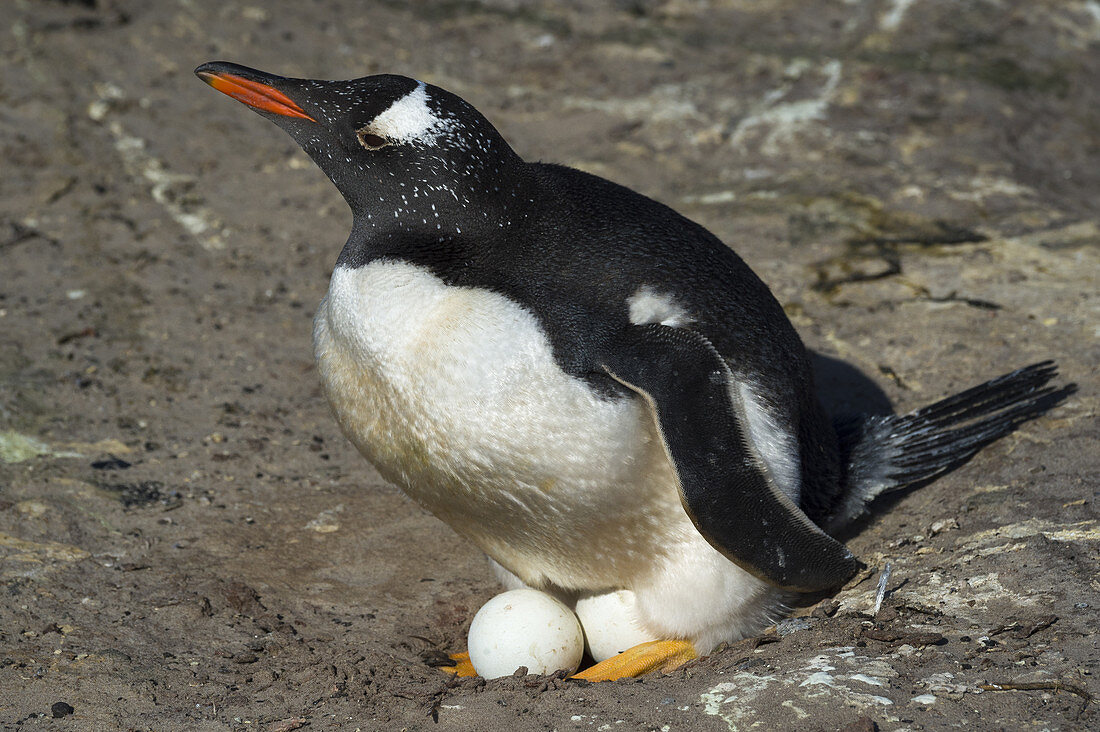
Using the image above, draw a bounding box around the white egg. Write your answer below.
[467,588,584,679]
[574,589,655,662]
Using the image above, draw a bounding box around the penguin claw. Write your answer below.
[570,640,697,682]
[439,642,698,681]
[440,650,477,677]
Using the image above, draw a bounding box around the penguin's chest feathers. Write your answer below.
[313,260,683,586]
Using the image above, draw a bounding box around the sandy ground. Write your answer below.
[2,0,1098,729]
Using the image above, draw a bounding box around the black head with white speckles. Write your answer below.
[196,62,531,262]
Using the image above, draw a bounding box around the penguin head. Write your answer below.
[196,62,527,239]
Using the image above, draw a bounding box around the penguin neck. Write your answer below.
[335,162,538,271]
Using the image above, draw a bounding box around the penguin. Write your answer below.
[195,62,1071,681]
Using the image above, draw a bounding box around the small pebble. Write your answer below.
[51,701,74,718]
[775,617,814,636]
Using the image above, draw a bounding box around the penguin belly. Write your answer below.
[313,259,780,647]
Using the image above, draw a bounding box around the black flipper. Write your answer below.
[602,324,860,592]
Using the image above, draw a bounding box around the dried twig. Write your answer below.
[873,563,893,616]
[980,681,1091,705]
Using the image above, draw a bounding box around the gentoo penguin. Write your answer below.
[195,62,1070,680]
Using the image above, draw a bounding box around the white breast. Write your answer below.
[312,260,685,589]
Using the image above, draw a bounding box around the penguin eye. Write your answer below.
[356,129,389,150]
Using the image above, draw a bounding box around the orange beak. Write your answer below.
[197,70,316,123]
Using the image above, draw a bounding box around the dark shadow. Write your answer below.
[810,351,894,418]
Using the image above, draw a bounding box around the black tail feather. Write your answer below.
[884,386,1067,482]
[895,361,1059,430]
[828,362,1075,530]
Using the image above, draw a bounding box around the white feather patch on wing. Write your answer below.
[627,285,694,327]
[736,382,802,501]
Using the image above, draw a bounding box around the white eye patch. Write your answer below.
[368,81,452,145]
